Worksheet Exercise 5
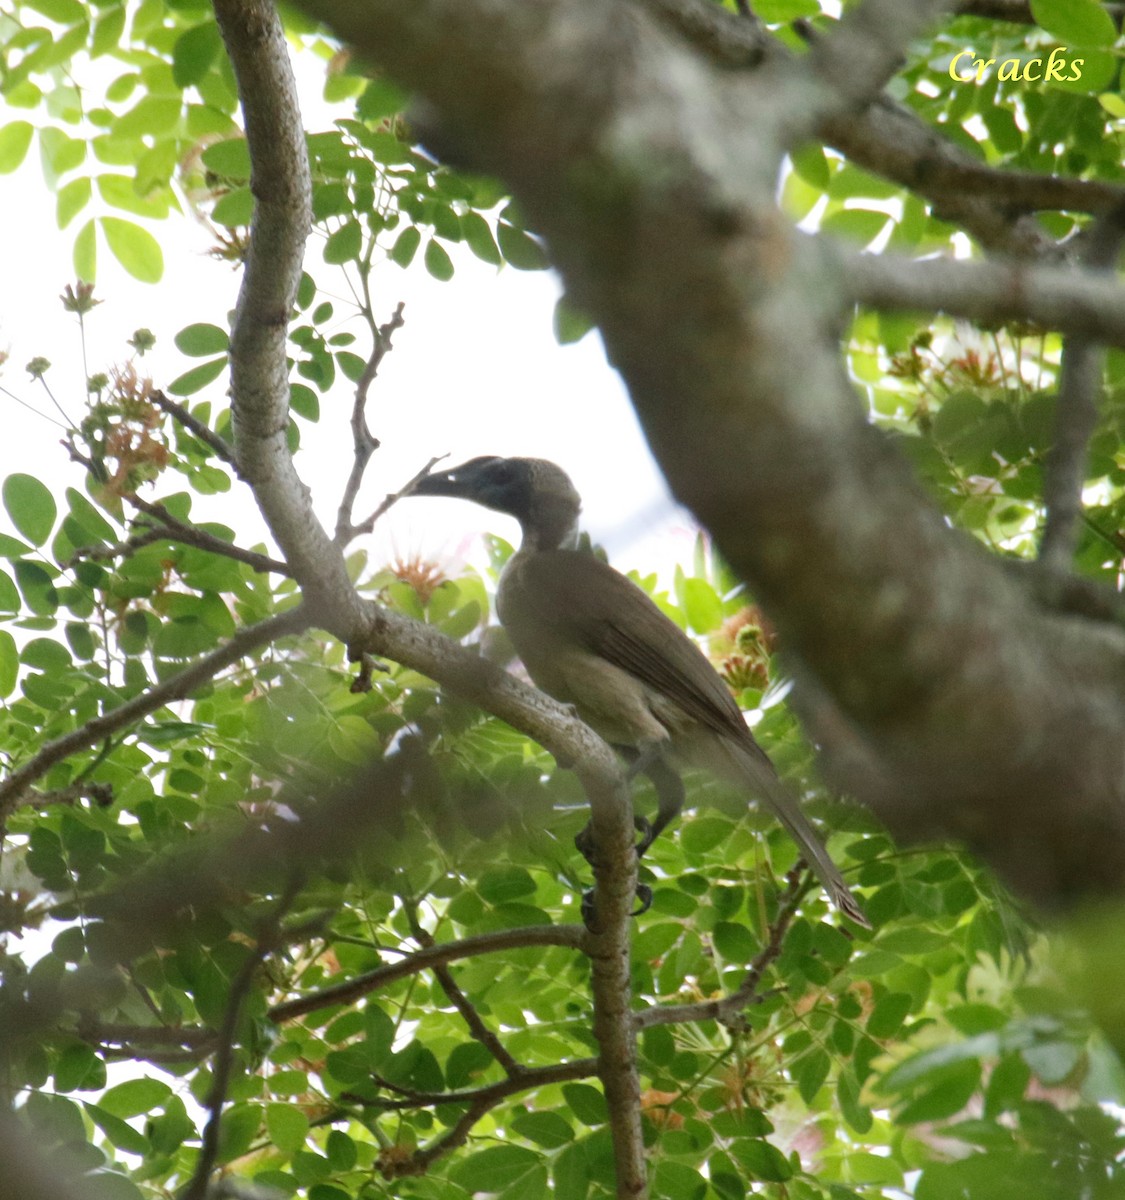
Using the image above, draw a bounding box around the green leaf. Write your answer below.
[74,216,96,281]
[201,137,251,180]
[0,121,34,173]
[563,1083,607,1125]
[897,1059,981,1124]
[729,1138,793,1183]
[680,576,723,633]
[424,237,455,281]
[867,991,913,1039]
[175,323,229,357]
[266,1102,309,1154]
[3,474,57,546]
[324,220,362,264]
[821,208,890,246]
[24,0,84,21]
[450,1146,542,1192]
[554,294,594,345]
[211,185,254,227]
[56,175,91,228]
[797,1049,831,1104]
[168,356,227,396]
[100,216,163,283]
[0,571,17,612]
[390,225,420,267]
[357,77,407,121]
[39,126,85,185]
[511,1111,574,1148]
[837,1069,872,1133]
[172,21,223,87]
[290,382,320,420]
[85,1103,151,1154]
[497,221,547,270]
[1030,0,1116,45]
[99,1077,172,1119]
[462,211,502,265]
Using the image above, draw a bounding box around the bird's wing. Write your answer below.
[508,550,764,749]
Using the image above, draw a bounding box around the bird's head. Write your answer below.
[411,456,581,551]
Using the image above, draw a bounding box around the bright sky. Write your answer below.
[0,56,695,585]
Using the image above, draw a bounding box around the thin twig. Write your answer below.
[335,301,406,543]
[0,606,312,814]
[354,1059,598,1178]
[355,1058,598,1112]
[127,494,293,576]
[405,903,524,1076]
[351,454,448,538]
[151,389,239,470]
[269,924,586,1022]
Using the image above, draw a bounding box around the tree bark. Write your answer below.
[290,0,1125,907]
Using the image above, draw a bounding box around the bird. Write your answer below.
[409,455,865,925]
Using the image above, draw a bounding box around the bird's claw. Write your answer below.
[575,814,655,866]
[580,883,653,930]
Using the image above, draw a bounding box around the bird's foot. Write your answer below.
[575,814,654,865]
[581,883,653,931]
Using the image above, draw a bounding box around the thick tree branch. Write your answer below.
[213,0,361,628]
[296,0,1125,911]
[1039,208,1125,572]
[843,245,1125,341]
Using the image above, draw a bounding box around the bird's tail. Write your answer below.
[720,739,868,927]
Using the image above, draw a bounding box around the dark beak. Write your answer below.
[408,457,497,500]
[409,469,467,498]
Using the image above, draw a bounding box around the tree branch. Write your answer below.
[269,924,585,1023]
[335,301,406,544]
[1039,206,1125,572]
[127,494,293,576]
[844,247,1125,345]
[0,606,311,816]
[213,0,361,628]
[152,389,239,471]
[295,0,1125,911]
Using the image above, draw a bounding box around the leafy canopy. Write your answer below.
[1,1,1125,1199]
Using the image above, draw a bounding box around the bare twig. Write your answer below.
[355,1058,598,1112]
[335,302,406,544]
[126,493,293,576]
[1039,205,1125,572]
[151,389,239,470]
[0,605,312,815]
[269,924,585,1022]
[405,903,523,1076]
[351,454,448,538]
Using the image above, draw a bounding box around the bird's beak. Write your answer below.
[409,469,466,498]
[409,458,490,500]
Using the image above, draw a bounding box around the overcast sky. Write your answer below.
[0,63,695,584]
